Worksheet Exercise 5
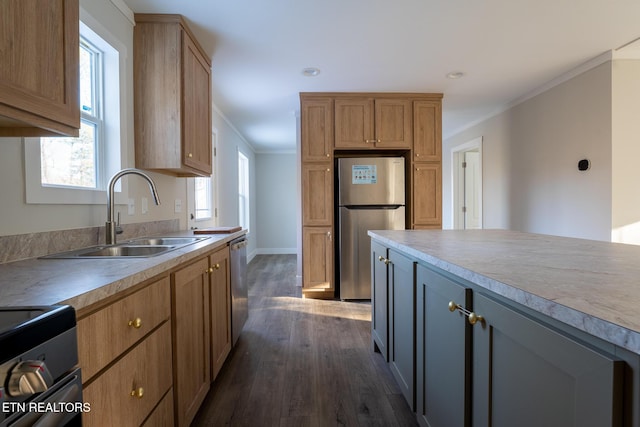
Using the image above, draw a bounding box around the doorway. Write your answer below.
[452,137,483,229]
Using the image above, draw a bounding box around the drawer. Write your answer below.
[78,276,171,381]
[82,321,173,427]
[142,388,174,427]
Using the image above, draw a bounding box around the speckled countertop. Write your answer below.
[0,230,246,314]
[369,229,640,355]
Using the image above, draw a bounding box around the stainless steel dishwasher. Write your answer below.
[230,235,248,345]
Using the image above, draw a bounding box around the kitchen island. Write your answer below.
[369,229,640,427]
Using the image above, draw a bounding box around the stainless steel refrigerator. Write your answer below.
[338,157,405,300]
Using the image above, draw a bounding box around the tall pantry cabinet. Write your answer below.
[299,92,443,299]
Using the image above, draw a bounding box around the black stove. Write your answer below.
[0,305,83,426]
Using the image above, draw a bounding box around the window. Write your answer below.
[40,38,103,189]
[194,177,212,220]
[238,151,249,231]
[25,15,124,204]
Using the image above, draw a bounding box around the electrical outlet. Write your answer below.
[141,197,148,214]
[127,198,135,215]
[174,199,182,213]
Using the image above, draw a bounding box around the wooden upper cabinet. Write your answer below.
[413,163,442,227]
[374,98,412,148]
[0,0,80,137]
[413,100,442,162]
[134,14,212,177]
[301,97,334,162]
[334,97,411,149]
[334,98,374,149]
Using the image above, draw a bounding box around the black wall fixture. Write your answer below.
[578,159,590,171]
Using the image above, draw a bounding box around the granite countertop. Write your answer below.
[0,229,246,314]
[369,229,640,355]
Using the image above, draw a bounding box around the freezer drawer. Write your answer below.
[339,206,405,299]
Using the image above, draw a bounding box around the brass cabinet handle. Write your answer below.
[377,255,391,265]
[128,318,142,329]
[130,387,144,399]
[448,301,484,326]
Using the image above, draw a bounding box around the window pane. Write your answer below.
[194,177,212,220]
[79,44,95,115]
[41,121,97,188]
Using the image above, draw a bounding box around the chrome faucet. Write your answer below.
[106,168,161,245]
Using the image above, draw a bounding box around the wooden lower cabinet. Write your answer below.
[209,246,232,380]
[141,390,174,427]
[388,249,416,411]
[416,265,471,427]
[472,292,623,427]
[302,226,333,296]
[82,322,173,427]
[172,257,211,427]
[371,240,389,360]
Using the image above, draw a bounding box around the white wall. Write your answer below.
[444,62,613,242]
[611,60,640,244]
[212,109,257,257]
[255,152,297,253]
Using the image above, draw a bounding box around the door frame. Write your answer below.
[451,137,483,230]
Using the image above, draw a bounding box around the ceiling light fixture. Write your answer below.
[302,67,320,77]
[446,71,465,79]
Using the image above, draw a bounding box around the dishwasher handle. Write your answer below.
[230,239,248,251]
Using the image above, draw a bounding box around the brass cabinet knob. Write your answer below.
[468,312,484,325]
[448,301,485,326]
[326,153,330,157]
[130,387,144,399]
[128,318,142,329]
[188,153,193,158]
[214,263,220,270]
[377,255,390,265]
[207,267,214,273]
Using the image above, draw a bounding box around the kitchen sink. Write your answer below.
[77,245,173,257]
[124,236,208,246]
[41,236,210,259]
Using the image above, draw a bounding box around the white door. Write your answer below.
[452,137,482,230]
[464,151,481,229]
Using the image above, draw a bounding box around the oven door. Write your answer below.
[3,368,83,427]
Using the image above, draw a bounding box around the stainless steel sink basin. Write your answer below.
[125,236,208,246]
[41,236,210,259]
[77,245,174,257]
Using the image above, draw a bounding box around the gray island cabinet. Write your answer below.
[369,229,640,427]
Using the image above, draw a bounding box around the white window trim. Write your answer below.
[24,8,129,205]
[238,148,250,232]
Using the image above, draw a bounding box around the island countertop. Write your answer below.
[368,229,640,355]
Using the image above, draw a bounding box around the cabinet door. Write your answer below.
[472,293,623,427]
[210,246,231,380]
[301,98,333,161]
[375,98,412,148]
[413,101,441,162]
[302,226,333,290]
[302,163,333,226]
[416,265,471,427]
[0,0,79,136]
[388,249,416,410]
[334,98,374,148]
[413,163,442,227]
[172,257,211,427]
[182,30,212,175]
[371,241,389,361]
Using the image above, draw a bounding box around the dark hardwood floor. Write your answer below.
[191,254,417,426]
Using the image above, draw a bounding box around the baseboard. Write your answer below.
[254,248,297,255]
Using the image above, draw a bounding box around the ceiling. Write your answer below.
[121,0,640,153]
